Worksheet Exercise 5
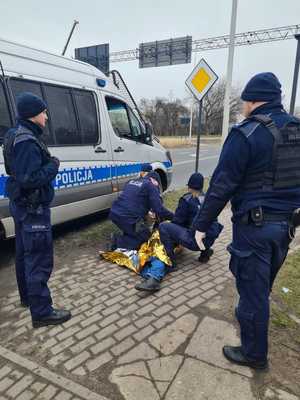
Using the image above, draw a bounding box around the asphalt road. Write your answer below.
[168,144,221,190]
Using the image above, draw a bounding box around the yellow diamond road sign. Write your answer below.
[185,58,218,101]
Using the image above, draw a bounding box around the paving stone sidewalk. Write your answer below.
[0,209,299,400]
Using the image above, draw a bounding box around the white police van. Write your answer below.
[0,38,172,239]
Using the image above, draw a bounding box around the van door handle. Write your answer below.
[94,146,107,153]
[114,146,124,153]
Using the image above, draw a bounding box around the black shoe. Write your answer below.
[135,277,161,292]
[222,346,268,370]
[198,248,214,263]
[32,309,71,329]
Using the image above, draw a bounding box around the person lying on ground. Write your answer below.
[135,172,223,292]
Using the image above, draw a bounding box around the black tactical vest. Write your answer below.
[3,125,51,177]
[238,114,300,191]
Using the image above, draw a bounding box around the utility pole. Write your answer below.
[62,20,79,56]
[221,0,238,143]
[290,34,300,115]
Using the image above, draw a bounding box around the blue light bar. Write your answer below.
[96,78,106,87]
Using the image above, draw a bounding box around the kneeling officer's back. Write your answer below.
[110,171,174,250]
[3,92,71,328]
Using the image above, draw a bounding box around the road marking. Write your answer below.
[0,345,108,400]
[174,155,219,166]
[189,151,210,157]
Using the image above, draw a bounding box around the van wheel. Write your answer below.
[156,170,167,192]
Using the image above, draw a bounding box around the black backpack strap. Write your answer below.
[250,114,283,189]
[250,114,281,145]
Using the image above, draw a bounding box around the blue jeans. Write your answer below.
[229,221,291,361]
[10,202,53,319]
[140,257,167,281]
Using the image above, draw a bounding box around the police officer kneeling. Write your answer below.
[193,73,300,370]
[3,92,71,328]
[109,171,174,251]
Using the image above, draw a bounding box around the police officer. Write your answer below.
[135,173,223,292]
[139,163,153,178]
[3,92,71,328]
[160,172,223,264]
[110,171,174,250]
[193,72,300,369]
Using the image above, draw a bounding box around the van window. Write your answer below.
[73,90,99,144]
[10,78,54,145]
[128,108,143,139]
[105,97,132,137]
[0,81,12,141]
[44,85,80,145]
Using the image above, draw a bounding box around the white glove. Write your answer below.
[195,231,206,250]
[148,211,156,219]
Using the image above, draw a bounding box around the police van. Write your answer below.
[0,38,172,239]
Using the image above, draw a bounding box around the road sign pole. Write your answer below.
[189,101,193,143]
[195,100,203,173]
[290,34,300,115]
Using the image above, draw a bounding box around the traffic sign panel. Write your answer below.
[185,58,218,101]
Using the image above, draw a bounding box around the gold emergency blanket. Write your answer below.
[100,230,172,274]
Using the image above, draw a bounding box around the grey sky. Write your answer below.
[1,0,300,107]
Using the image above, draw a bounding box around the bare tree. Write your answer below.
[201,79,242,135]
[139,79,241,136]
[139,97,189,136]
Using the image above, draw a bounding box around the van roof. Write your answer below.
[0,37,117,93]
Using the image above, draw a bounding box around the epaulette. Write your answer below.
[13,126,38,146]
[182,193,193,202]
[233,119,260,139]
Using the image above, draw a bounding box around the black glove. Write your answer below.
[51,156,60,169]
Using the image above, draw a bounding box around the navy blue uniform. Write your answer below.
[193,101,300,362]
[4,119,58,320]
[159,193,223,265]
[110,176,173,250]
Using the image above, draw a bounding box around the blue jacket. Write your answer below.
[110,176,174,224]
[193,101,300,232]
[4,119,58,206]
[174,192,223,239]
[173,193,203,228]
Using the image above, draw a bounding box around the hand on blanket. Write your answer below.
[195,231,206,251]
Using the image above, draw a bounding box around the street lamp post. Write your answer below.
[221,0,238,143]
[290,34,300,115]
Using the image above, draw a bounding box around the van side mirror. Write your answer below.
[144,122,153,144]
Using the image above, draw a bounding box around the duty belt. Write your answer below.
[240,206,291,226]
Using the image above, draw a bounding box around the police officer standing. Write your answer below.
[3,92,71,328]
[193,73,300,369]
[110,171,174,250]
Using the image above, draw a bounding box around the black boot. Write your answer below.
[222,346,268,370]
[135,277,161,292]
[198,248,213,263]
[32,309,72,329]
